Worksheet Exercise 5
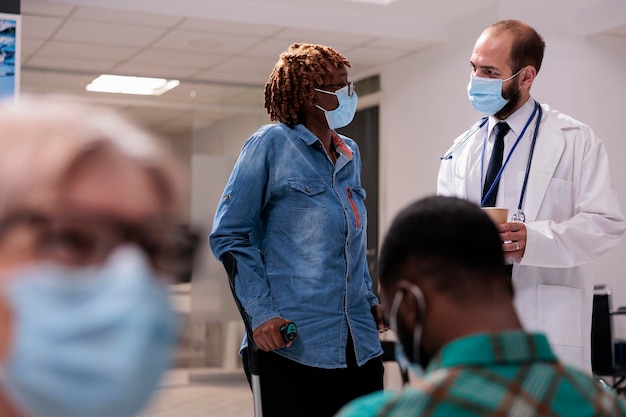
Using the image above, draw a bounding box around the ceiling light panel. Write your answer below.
[85,74,180,96]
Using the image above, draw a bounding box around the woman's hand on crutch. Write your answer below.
[253,317,297,351]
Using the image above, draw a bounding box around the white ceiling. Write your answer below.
[15,0,626,140]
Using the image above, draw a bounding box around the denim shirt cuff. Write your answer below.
[246,300,281,330]
[368,293,379,308]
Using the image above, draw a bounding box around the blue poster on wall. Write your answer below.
[0,14,19,101]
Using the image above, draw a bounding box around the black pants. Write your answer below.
[242,333,384,417]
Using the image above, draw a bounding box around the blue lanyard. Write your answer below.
[480,101,542,212]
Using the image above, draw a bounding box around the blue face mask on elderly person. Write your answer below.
[0,246,178,417]
[315,82,358,129]
[467,69,522,115]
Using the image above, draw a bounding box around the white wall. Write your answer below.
[193,112,269,158]
[378,9,626,333]
[379,8,496,227]
[533,33,626,333]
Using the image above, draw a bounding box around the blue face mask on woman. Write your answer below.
[0,246,178,417]
[467,69,522,115]
[315,83,358,130]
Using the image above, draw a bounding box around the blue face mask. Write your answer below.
[389,284,426,378]
[467,69,522,115]
[0,246,178,417]
[315,83,358,130]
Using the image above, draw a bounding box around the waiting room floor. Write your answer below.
[140,364,406,417]
[139,368,253,417]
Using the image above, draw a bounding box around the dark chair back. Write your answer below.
[592,285,614,375]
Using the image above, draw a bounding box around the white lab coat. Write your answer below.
[437,103,626,373]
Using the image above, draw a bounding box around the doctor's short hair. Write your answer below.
[488,19,546,74]
[378,196,510,302]
[0,94,185,217]
[264,43,351,126]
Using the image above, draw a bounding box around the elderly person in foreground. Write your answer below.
[0,95,192,417]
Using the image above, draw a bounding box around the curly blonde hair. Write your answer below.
[264,43,351,126]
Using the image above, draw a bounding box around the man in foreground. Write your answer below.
[338,196,626,417]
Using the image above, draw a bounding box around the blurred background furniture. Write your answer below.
[591,284,626,396]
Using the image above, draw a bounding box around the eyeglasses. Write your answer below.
[0,211,201,283]
[316,81,355,97]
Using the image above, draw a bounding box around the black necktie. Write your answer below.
[482,122,510,207]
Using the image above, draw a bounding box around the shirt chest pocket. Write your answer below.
[346,186,366,230]
[289,178,328,227]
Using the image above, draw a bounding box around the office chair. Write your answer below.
[591,284,626,396]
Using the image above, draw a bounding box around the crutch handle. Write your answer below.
[280,321,298,343]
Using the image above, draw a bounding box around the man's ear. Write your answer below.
[520,65,537,89]
[395,279,425,325]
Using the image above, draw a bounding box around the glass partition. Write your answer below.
[21,67,271,378]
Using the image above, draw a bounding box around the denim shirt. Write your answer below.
[210,123,383,368]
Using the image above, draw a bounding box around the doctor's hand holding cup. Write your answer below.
[498,216,527,263]
[482,208,525,262]
[0,95,193,417]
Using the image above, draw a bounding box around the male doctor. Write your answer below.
[437,19,625,372]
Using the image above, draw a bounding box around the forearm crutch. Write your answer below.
[221,252,297,417]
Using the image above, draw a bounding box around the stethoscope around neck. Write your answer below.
[441,101,542,223]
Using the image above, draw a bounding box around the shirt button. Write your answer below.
[305,187,311,193]
[347,276,351,282]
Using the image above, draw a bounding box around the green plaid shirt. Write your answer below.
[338,331,626,417]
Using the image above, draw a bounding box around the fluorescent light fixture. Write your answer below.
[86,74,180,96]
[340,0,397,4]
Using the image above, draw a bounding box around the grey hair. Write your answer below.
[0,94,185,216]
